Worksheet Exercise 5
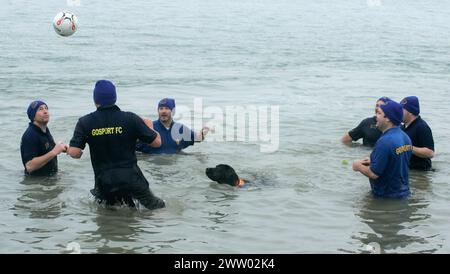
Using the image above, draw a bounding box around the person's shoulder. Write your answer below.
[150,119,161,125]
[375,133,389,147]
[121,110,140,119]
[151,119,164,130]
[416,117,432,131]
[120,108,134,115]
[73,114,90,130]
[377,128,399,145]
[360,116,375,126]
[389,128,412,146]
[173,121,191,130]
[78,111,97,122]
[363,116,375,123]
[398,127,412,141]
[21,125,40,148]
[21,125,37,140]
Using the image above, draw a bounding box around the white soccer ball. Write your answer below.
[53,11,78,37]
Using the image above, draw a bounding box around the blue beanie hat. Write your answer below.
[377,96,392,104]
[380,100,403,126]
[400,96,420,116]
[158,98,175,110]
[93,80,117,106]
[27,100,47,121]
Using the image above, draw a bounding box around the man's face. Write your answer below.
[375,100,385,114]
[375,107,388,130]
[158,106,172,122]
[402,108,410,123]
[34,104,49,124]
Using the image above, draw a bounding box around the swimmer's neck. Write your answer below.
[33,121,47,133]
[160,118,173,129]
[404,115,418,128]
[159,118,173,129]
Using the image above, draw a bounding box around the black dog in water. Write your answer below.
[205,164,246,187]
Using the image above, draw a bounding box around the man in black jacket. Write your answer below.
[68,80,164,209]
[342,97,390,147]
[401,96,435,171]
[20,100,68,176]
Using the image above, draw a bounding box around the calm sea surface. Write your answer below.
[0,0,449,253]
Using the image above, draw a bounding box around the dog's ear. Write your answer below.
[221,166,239,186]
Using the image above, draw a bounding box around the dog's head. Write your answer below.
[205,164,240,187]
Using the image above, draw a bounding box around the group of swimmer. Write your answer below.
[21,80,210,209]
[20,79,435,209]
[343,96,434,198]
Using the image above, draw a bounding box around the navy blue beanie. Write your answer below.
[93,80,117,106]
[380,100,403,126]
[158,98,175,110]
[400,96,420,116]
[377,96,392,104]
[27,100,47,121]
